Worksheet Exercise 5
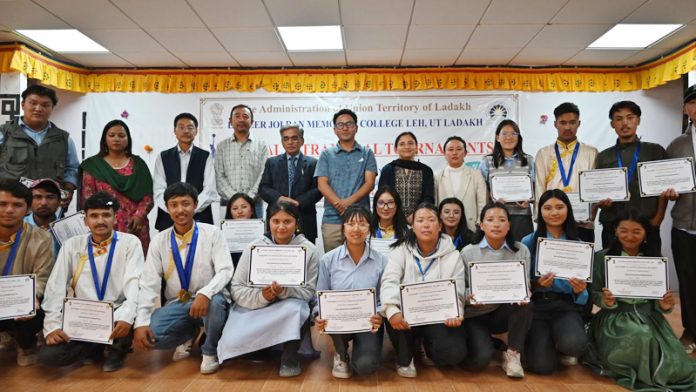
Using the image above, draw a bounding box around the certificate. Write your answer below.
[399,279,460,326]
[0,274,36,320]
[370,238,396,256]
[490,174,533,202]
[468,260,529,304]
[566,192,590,222]
[578,168,629,203]
[50,211,90,246]
[318,289,376,334]
[221,219,265,252]
[61,298,114,344]
[535,238,594,281]
[605,256,668,299]
[638,158,696,197]
[248,245,307,286]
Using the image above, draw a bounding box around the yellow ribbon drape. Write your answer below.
[1,41,695,94]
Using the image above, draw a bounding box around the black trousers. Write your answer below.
[385,322,467,367]
[38,331,133,367]
[509,215,534,242]
[671,228,696,338]
[330,327,383,376]
[0,309,44,349]
[577,227,595,244]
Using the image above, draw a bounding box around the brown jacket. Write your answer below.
[0,223,54,298]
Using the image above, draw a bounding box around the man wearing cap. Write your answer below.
[24,178,62,258]
[665,84,696,353]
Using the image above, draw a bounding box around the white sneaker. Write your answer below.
[560,355,578,366]
[17,347,38,367]
[502,349,524,378]
[172,338,193,361]
[396,358,417,378]
[332,353,353,379]
[200,354,220,374]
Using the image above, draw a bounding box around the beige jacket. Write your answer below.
[0,222,54,298]
[434,165,487,231]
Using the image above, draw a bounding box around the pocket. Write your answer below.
[9,147,29,164]
[54,161,66,177]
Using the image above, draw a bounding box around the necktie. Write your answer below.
[288,156,297,196]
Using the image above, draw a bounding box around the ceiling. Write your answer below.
[0,0,695,69]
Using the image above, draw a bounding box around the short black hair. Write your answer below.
[230,104,254,121]
[333,108,357,124]
[0,179,32,207]
[225,192,257,219]
[609,101,642,119]
[21,85,57,106]
[84,192,120,213]
[444,135,467,152]
[553,102,579,119]
[174,112,198,128]
[164,182,199,204]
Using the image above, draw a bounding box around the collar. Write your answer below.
[91,232,115,248]
[174,224,195,243]
[0,222,26,248]
[232,134,252,145]
[286,152,302,160]
[271,234,296,244]
[338,242,371,265]
[555,139,578,150]
[615,136,641,148]
[479,236,512,251]
[416,239,440,257]
[334,141,361,154]
[19,117,51,134]
[177,144,193,154]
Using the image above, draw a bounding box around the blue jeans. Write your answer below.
[150,293,228,356]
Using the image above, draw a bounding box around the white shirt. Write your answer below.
[152,144,217,214]
[41,231,144,335]
[135,223,234,328]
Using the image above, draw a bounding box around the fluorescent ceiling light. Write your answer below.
[588,24,682,49]
[277,25,343,51]
[16,29,108,52]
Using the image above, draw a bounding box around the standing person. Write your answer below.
[434,136,486,233]
[79,120,153,254]
[0,180,54,366]
[258,124,322,243]
[39,192,144,372]
[219,201,321,377]
[438,197,474,251]
[378,131,434,223]
[133,182,233,375]
[215,104,268,218]
[0,85,79,211]
[521,189,588,374]
[153,113,216,230]
[224,192,258,267]
[595,101,669,247]
[314,205,387,378]
[461,202,533,378]
[380,203,467,378]
[24,178,62,257]
[583,209,696,391]
[370,185,409,240]
[665,84,696,353]
[316,109,378,252]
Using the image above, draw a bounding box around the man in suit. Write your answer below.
[153,113,217,230]
[258,124,322,243]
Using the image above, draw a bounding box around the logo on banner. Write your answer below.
[488,103,509,120]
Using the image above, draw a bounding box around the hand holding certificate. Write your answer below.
[468,260,529,304]
[490,174,533,203]
[50,211,90,246]
[535,238,594,281]
[61,298,114,344]
[399,279,460,326]
[638,158,696,197]
[248,245,307,286]
[318,289,376,334]
[605,256,668,299]
[221,219,265,252]
[578,168,629,203]
[0,275,36,320]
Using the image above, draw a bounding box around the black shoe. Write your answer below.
[102,352,126,372]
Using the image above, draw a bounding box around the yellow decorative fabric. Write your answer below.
[163,226,195,281]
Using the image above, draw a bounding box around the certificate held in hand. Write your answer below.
[535,238,594,281]
[221,219,265,252]
[318,289,376,334]
[578,168,629,203]
[248,245,307,287]
[637,158,696,197]
[61,298,114,344]
[490,174,533,202]
[50,211,90,246]
[468,260,529,304]
[399,279,460,326]
[0,274,36,320]
[605,256,668,300]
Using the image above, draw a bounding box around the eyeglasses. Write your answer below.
[499,131,519,138]
[343,222,370,230]
[335,121,356,129]
[376,200,396,209]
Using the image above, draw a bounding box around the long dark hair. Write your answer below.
[607,209,660,257]
[371,185,409,239]
[473,202,519,252]
[224,193,257,219]
[438,197,474,250]
[98,119,133,157]
[393,202,442,250]
[533,189,579,241]
[490,119,528,168]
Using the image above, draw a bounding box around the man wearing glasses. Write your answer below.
[316,109,377,252]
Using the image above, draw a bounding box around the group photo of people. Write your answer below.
[2,82,696,392]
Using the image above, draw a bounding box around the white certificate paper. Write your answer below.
[566,192,590,222]
[535,238,594,281]
[370,238,396,256]
[61,298,114,344]
[0,274,36,320]
[490,174,533,202]
[605,256,668,299]
[248,245,307,287]
[400,279,460,326]
[468,260,529,304]
[578,168,629,203]
[221,219,265,252]
[638,158,696,197]
[318,289,376,334]
[50,211,90,246]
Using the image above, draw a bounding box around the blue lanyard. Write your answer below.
[87,232,118,301]
[415,256,435,281]
[2,225,23,276]
[615,142,641,185]
[170,224,199,292]
[554,142,580,187]
[375,228,382,239]
[453,235,462,249]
